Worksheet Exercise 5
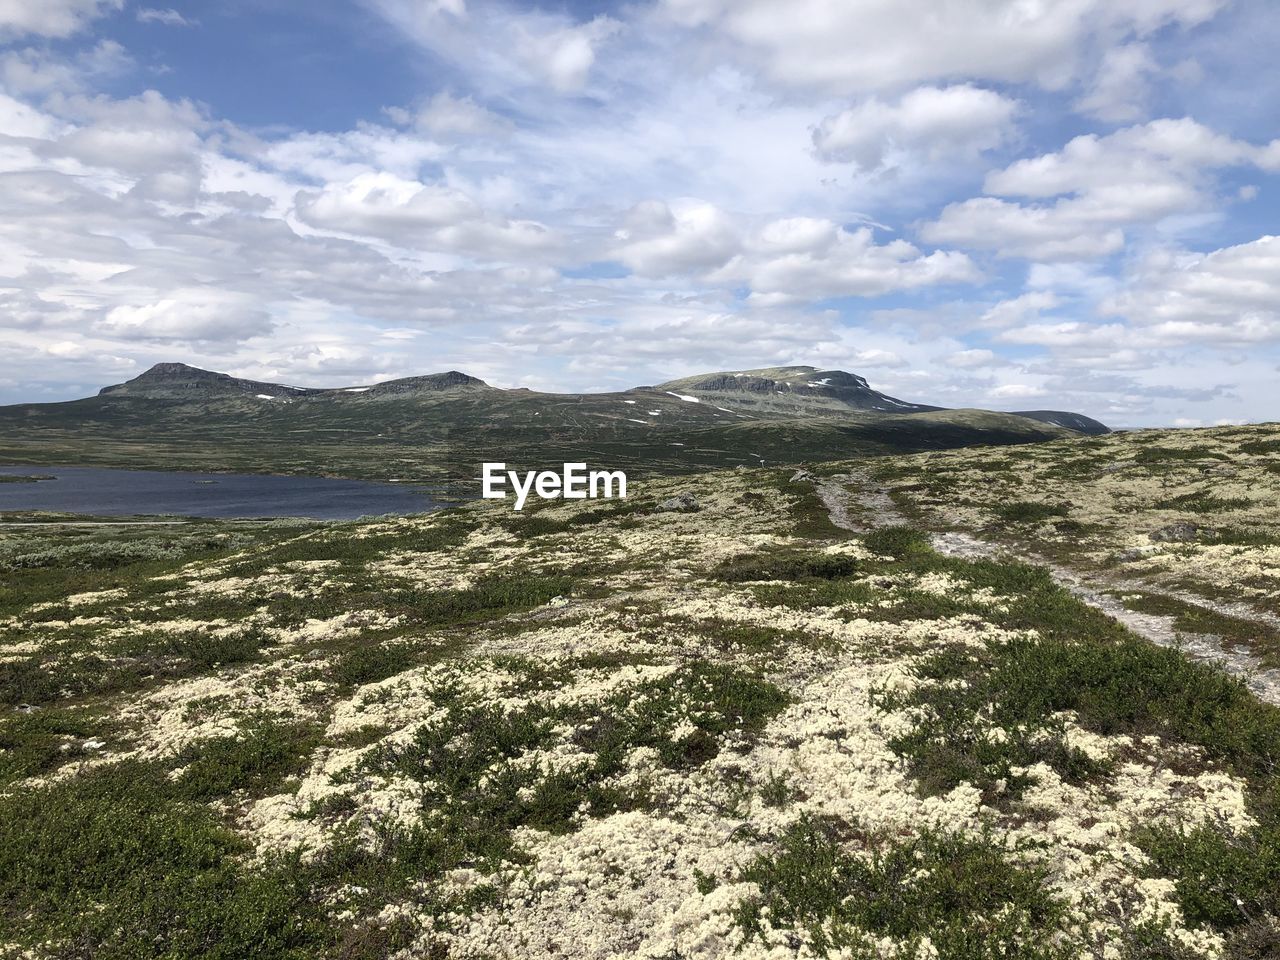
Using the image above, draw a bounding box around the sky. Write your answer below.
[0,0,1277,426]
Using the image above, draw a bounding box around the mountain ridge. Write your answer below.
[0,361,1108,483]
[99,362,490,400]
[85,362,1109,435]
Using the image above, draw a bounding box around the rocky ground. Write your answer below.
[2,424,1279,959]
[859,422,1280,701]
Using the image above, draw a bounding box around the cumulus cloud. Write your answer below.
[660,0,1225,93]
[721,224,979,304]
[408,92,511,138]
[1073,42,1159,122]
[922,119,1280,259]
[990,236,1280,376]
[0,0,1273,427]
[980,292,1063,329]
[1103,235,1280,344]
[294,171,563,259]
[0,91,60,139]
[136,8,195,27]
[923,198,1128,261]
[989,382,1048,399]
[41,90,206,177]
[516,16,620,93]
[1,40,132,96]
[609,203,979,302]
[947,348,1000,369]
[97,294,273,343]
[611,201,740,276]
[999,321,1135,350]
[985,119,1280,197]
[0,0,121,38]
[297,173,483,234]
[362,0,618,95]
[812,85,1019,171]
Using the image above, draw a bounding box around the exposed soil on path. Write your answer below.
[816,472,1280,705]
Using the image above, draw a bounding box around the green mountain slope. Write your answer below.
[0,363,1105,482]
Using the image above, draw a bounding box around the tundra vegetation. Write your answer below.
[2,423,1279,959]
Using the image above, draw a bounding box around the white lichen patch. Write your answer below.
[6,441,1278,959]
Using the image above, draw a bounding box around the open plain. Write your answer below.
[3,423,1279,959]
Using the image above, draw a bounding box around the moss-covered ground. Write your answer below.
[3,424,1279,958]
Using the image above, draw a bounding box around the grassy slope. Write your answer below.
[0,387,1071,482]
[2,424,1278,959]
[866,422,1280,657]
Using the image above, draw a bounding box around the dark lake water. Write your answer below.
[0,465,446,520]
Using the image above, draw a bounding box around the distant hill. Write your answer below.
[655,366,937,416]
[1005,409,1111,436]
[0,363,1108,482]
[99,362,490,400]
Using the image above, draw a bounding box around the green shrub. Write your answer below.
[354,660,790,875]
[175,718,320,800]
[1135,818,1280,934]
[862,525,933,559]
[887,630,1280,800]
[712,550,859,582]
[994,501,1071,524]
[1133,447,1231,464]
[734,816,1069,958]
[0,762,325,957]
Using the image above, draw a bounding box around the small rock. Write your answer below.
[1150,521,1200,543]
[656,493,700,512]
[1115,548,1148,563]
[82,739,106,751]
[790,469,816,483]
[546,596,571,608]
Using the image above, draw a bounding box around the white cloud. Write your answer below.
[1103,235,1280,344]
[410,92,510,138]
[136,7,195,27]
[294,171,564,260]
[517,16,620,93]
[0,92,59,139]
[722,223,979,304]
[922,119,1280,260]
[97,293,272,343]
[362,0,618,95]
[611,200,740,276]
[849,348,907,368]
[989,382,1048,399]
[1,41,133,95]
[1073,42,1159,121]
[297,172,483,233]
[44,91,206,178]
[924,197,1128,260]
[812,85,1019,171]
[0,0,1274,428]
[609,203,979,300]
[947,348,1000,368]
[660,0,1226,94]
[999,321,1134,349]
[985,119,1280,198]
[0,0,121,38]
[980,292,1063,328]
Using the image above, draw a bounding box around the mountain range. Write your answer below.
[0,362,1107,483]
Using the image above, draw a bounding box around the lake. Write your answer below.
[0,465,447,520]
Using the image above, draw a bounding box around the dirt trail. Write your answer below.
[816,473,1280,705]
